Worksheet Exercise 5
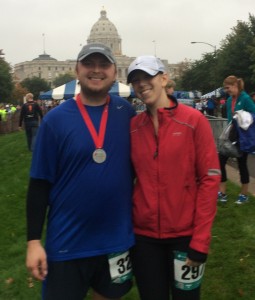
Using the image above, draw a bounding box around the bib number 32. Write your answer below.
[174,251,205,291]
[108,251,132,284]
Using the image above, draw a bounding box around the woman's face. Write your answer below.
[130,71,168,107]
[224,83,239,96]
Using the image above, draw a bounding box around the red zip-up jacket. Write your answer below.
[131,100,221,254]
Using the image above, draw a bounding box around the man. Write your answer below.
[206,96,215,116]
[19,93,43,151]
[127,55,221,300]
[26,43,135,300]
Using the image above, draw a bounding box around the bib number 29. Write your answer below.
[174,251,205,291]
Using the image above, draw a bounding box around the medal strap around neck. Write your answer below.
[76,93,110,149]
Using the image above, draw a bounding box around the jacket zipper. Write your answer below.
[154,131,161,237]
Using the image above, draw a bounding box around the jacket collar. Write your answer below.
[144,95,178,116]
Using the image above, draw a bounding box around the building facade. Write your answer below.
[14,9,177,86]
[14,54,76,87]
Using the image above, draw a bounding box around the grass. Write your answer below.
[0,131,255,299]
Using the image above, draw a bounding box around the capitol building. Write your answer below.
[14,9,178,87]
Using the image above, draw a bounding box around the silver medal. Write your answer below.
[92,148,107,163]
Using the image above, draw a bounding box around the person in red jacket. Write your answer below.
[127,55,221,300]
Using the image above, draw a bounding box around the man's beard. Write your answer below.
[80,81,114,98]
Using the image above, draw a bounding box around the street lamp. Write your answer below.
[191,41,217,96]
[0,49,5,58]
[191,41,216,56]
[152,40,157,57]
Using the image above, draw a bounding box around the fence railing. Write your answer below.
[206,115,228,148]
[0,112,20,134]
[0,112,228,143]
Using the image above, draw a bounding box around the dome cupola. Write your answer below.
[87,9,122,55]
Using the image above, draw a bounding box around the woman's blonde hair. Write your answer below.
[223,75,244,92]
[25,93,34,101]
[165,80,176,89]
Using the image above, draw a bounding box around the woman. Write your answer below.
[165,79,176,96]
[127,55,221,300]
[218,75,255,204]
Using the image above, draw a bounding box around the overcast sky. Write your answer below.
[1,0,253,66]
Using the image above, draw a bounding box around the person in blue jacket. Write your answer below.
[25,43,135,300]
[218,75,255,204]
[206,96,215,116]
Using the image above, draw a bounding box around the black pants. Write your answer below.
[130,235,201,300]
[24,121,38,151]
[219,152,249,183]
[43,256,132,300]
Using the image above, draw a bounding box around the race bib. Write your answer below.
[108,251,132,284]
[174,251,205,290]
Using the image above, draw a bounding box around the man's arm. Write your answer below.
[26,178,51,280]
[35,103,43,120]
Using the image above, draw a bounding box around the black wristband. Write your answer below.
[187,247,207,263]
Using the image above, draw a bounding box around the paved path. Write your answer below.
[226,155,255,196]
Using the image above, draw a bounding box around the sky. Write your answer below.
[1,0,254,66]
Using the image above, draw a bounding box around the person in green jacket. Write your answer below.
[0,104,7,121]
[218,75,255,204]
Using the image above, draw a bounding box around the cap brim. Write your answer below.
[78,52,115,64]
[127,67,159,83]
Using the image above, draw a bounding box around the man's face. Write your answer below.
[76,53,117,95]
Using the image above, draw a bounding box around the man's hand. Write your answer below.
[26,240,48,281]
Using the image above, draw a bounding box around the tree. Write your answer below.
[216,15,255,92]
[20,77,51,99]
[179,52,216,94]
[0,58,14,102]
[247,14,255,86]
[178,14,255,94]
[53,73,76,87]
[11,83,29,104]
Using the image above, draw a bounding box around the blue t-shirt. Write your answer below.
[30,95,135,261]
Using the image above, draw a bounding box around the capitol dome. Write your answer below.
[87,9,122,55]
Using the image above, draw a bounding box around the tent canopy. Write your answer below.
[201,87,224,99]
[39,80,134,100]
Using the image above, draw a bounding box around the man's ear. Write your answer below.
[75,62,79,75]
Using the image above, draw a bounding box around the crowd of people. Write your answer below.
[0,103,18,121]
[1,42,253,300]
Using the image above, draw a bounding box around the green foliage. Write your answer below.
[20,77,51,100]
[247,14,255,85]
[0,132,255,299]
[180,52,216,93]
[179,14,255,94]
[217,18,255,91]
[53,73,76,87]
[0,58,14,102]
[11,83,29,105]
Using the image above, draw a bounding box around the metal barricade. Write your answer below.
[0,111,20,134]
[206,115,228,148]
